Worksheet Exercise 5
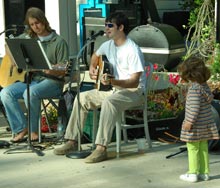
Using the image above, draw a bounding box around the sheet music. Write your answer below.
[5,38,53,70]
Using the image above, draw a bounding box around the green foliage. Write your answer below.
[180,0,214,26]
[181,0,215,61]
[46,106,58,125]
[200,23,213,42]
[210,44,220,81]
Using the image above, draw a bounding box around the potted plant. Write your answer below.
[41,106,58,133]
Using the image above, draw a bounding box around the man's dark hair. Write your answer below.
[105,12,129,35]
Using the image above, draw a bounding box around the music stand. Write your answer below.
[4,38,53,156]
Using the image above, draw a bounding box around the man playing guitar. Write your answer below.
[54,12,146,163]
[0,7,69,142]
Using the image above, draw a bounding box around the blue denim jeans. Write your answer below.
[0,78,63,134]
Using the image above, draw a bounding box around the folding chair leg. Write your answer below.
[143,109,152,148]
[121,111,128,143]
[38,117,42,143]
[116,122,121,154]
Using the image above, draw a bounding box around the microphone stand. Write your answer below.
[66,39,96,159]
[4,44,44,156]
[0,28,16,36]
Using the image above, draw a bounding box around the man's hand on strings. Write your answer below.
[101,73,114,85]
[42,62,68,76]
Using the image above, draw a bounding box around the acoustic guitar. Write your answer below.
[0,54,26,88]
[95,55,113,91]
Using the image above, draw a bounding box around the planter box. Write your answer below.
[148,117,183,140]
[84,111,184,142]
[126,110,184,140]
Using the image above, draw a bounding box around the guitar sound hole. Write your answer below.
[17,68,23,73]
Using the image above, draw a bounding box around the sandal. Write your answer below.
[10,128,28,143]
[10,137,27,143]
[31,138,39,143]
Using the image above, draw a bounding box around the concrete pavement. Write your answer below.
[0,113,220,188]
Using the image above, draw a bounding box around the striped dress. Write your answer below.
[180,82,219,142]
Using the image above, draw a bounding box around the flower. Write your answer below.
[153,63,158,70]
[46,106,58,125]
[152,74,160,81]
[142,64,186,120]
[169,74,181,85]
[41,106,58,133]
[147,87,185,120]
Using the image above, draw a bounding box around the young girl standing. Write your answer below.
[178,56,219,182]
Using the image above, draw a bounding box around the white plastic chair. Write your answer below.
[115,63,153,153]
[93,63,154,153]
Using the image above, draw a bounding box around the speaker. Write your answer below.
[208,105,220,151]
[4,0,25,27]
[4,0,45,37]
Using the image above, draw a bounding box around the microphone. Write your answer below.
[87,30,105,40]
[1,25,27,36]
[0,28,16,36]
[10,25,28,30]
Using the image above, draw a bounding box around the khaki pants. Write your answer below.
[65,88,144,147]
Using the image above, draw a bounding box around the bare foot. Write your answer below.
[31,132,39,141]
[12,128,28,142]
